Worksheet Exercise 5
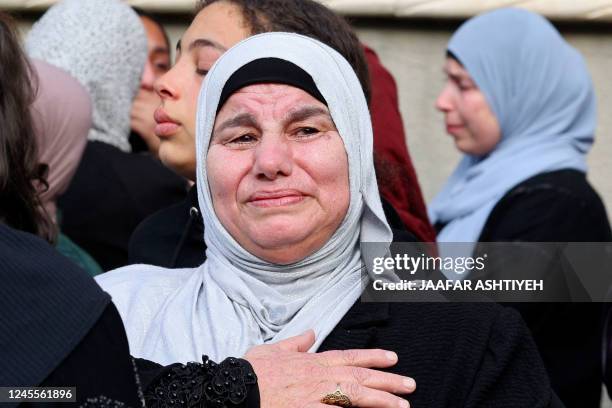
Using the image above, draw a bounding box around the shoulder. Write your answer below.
[481,169,611,241]
[96,265,194,316]
[96,264,192,297]
[95,265,197,350]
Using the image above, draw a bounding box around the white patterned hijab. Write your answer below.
[97,33,395,364]
[26,0,147,152]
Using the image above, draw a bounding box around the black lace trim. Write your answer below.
[144,355,257,408]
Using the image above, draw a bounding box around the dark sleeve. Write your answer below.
[138,356,259,408]
[36,303,141,408]
[464,307,555,408]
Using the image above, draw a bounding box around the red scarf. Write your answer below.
[364,45,436,242]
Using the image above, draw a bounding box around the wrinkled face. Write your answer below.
[207,84,350,264]
[154,2,250,180]
[140,16,170,90]
[435,57,501,156]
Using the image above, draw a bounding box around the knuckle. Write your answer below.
[343,382,362,401]
[351,367,370,384]
[342,349,359,365]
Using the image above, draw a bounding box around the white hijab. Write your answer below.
[97,33,395,365]
[26,0,146,153]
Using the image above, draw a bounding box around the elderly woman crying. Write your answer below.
[99,33,558,407]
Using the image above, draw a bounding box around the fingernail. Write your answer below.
[403,378,416,390]
[398,399,410,408]
[385,351,398,362]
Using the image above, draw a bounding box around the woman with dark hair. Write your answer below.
[128,0,435,270]
[0,14,53,243]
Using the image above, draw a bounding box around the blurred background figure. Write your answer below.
[26,0,187,271]
[429,8,612,408]
[129,7,171,156]
[30,59,102,275]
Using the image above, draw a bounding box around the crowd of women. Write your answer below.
[1,0,611,407]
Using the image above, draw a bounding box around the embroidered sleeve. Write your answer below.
[144,355,259,408]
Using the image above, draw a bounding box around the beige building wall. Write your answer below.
[14,15,612,217]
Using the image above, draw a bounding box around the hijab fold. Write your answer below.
[429,8,596,257]
[26,0,146,153]
[97,33,396,364]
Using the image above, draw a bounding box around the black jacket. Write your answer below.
[129,185,417,268]
[473,169,611,408]
[58,141,188,271]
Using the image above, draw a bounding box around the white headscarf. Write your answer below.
[26,0,147,153]
[97,33,395,365]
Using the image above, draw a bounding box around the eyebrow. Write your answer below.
[213,105,333,137]
[214,113,259,135]
[284,106,332,126]
[151,46,170,55]
[176,37,227,53]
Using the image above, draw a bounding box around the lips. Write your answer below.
[445,123,464,135]
[154,108,181,137]
[247,190,306,208]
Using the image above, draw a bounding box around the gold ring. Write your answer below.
[321,385,352,407]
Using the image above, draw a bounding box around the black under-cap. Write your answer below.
[218,58,327,112]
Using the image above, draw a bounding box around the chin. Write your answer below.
[158,144,197,181]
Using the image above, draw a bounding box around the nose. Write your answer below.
[154,65,179,100]
[253,137,293,180]
[140,61,156,91]
[435,83,454,113]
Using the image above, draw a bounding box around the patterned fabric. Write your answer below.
[145,356,257,408]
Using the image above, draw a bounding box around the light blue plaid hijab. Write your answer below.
[429,8,596,254]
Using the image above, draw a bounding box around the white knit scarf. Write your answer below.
[26,0,146,153]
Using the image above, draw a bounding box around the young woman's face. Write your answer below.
[207,84,350,265]
[153,2,249,180]
[436,57,501,156]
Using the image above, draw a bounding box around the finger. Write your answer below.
[336,367,416,395]
[275,330,316,352]
[304,404,329,408]
[317,349,398,368]
[319,382,410,408]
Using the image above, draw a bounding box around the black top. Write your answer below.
[129,185,416,268]
[0,224,110,391]
[0,224,142,408]
[439,169,611,408]
[58,141,188,271]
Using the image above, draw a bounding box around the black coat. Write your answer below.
[440,169,611,408]
[58,141,188,271]
[128,185,417,268]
